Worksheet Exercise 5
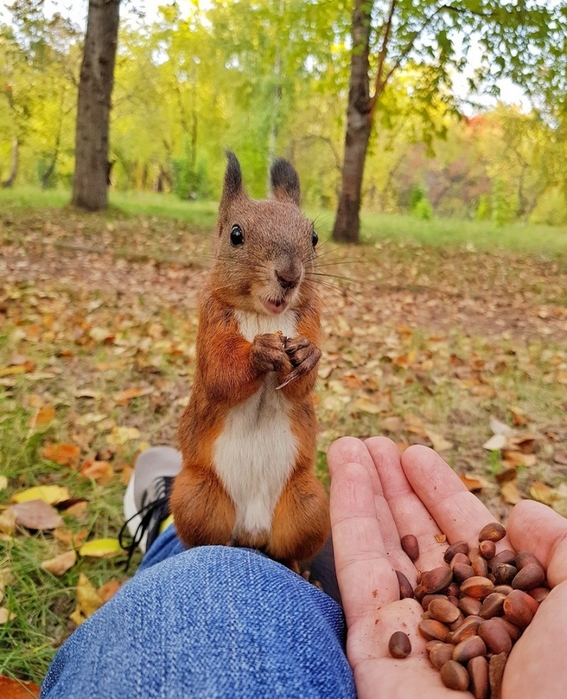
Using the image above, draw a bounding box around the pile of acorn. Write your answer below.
[389,522,550,698]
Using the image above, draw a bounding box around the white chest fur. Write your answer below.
[213,310,298,538]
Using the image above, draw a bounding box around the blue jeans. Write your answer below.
[40,527,356,698]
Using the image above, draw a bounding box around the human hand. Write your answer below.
[327,436,567,698]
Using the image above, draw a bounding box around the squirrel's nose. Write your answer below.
[276,269,300,291]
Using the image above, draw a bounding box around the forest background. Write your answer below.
[1,0,566,228]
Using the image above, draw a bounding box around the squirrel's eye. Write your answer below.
[230,224,244,246]
[312,229,318,248]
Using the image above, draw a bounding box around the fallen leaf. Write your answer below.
[41,550,77,576]
[0,508,16,535]
[509,406,528,426]
[28,405,56,427]
[13,500,64,530]
[0,607,15,623]
[381,416,404,432]
[79,538,123,558]
[0,676,40,699]
[11,485,70,505]
[114,387,154,405]
[106,426,140,445]
[98,580,122,602]
[460,475,487,492]
[509,434,538,454]
[53,528,88,547]
[529,481,554,505]
[353,398,382,415]
[495,467,518,484]
[501,480,522,505]
[490,417,515,436]
[121,465,133,486]
[553,449,567,466]
[62,501,88,519]
[502,450,536,468]
[483,434,507,451]
[41,443,81,466]
[71,573,104,625]
[426,430,453,452]
[0,476,7,492]
[79,460,114,484]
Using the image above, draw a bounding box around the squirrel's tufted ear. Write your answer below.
[270,158,300,206]
[220,150,244,208]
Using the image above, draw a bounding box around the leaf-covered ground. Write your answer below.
[1,206,566,686]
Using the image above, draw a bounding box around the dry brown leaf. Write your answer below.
[381,416,404,433]
[509,406,528,426]
[62,501,88,519]
[529,481,554,505]
[353,397,382,415]
[501,480,522,505]
[53,528,88,547]
[509,434,538,454]
[426,430,453,453]
[41,443,81,466]
[121,465,133,486]
[495,466,518,484]
[0,676,40,699]
[553,449,567,466]
[79,459,114,484]
[502,450,536,468]
[114,386,154,405]
[342,373,364,389]
[13,500,64,530]
[460,475,487,492]
[41,550,77,576]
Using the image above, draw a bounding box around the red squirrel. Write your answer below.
[170,151,329,565]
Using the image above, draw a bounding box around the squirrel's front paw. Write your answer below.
[251,332,291,375]
[277,336,321,389]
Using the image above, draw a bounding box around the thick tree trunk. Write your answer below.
[332,1,373,244]
[1,137,19,188]
[72,0,120,211]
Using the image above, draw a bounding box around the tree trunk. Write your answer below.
[1,137,19,188]
[332,0,373,243]
[72,0,120,211]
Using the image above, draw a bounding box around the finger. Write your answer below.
[327,437,382,493]
[401,446,512,549]
[366,437,447,571]
[330,460,399,624]
[508,500,567,587]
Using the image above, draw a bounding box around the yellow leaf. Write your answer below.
[0,476,7,492]
[74,573,104,623]
[106,426,140,445]
[11,485,69,505]
[41,550,77,576]
[0,508,15,535]
[0,607,15,624]
[79,538,123,558]
[530,481,554,505]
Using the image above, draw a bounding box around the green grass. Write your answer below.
[2,185,566,258]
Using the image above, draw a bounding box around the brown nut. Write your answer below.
[478,619,513,655]
[452,562,476,584]
[440,660,470,691]
[478,522,507,542]
[479,539,496,560]
[515,551,545,571]
[471,556,489,578]
[492,616,522,643]
[479,592,506,619]
[503,589,535,629]
[449,612,466,631]
[389,631,412,659]
[428,642,454,670]
[459,576,495,600]
[490,549,517,570]
[395,570,415,599]
[449,616,483,644]
[493,563,518,586]
[444,541,470,564]
[528,587,550,603]
[468,656,489,699]
[447,582,461,598]
[450,552,472,569]
[452,635,487,664]
[421,594,448,611]
[421,566,453,595]
[429,598,461,624]
[489,652,507,699]
[493,584,514,596]
[401,534,419,562]
[511,562,546,591]
[459,596,482,616]
[418,619,450,642]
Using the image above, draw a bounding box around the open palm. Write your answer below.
[327,437,567,699]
